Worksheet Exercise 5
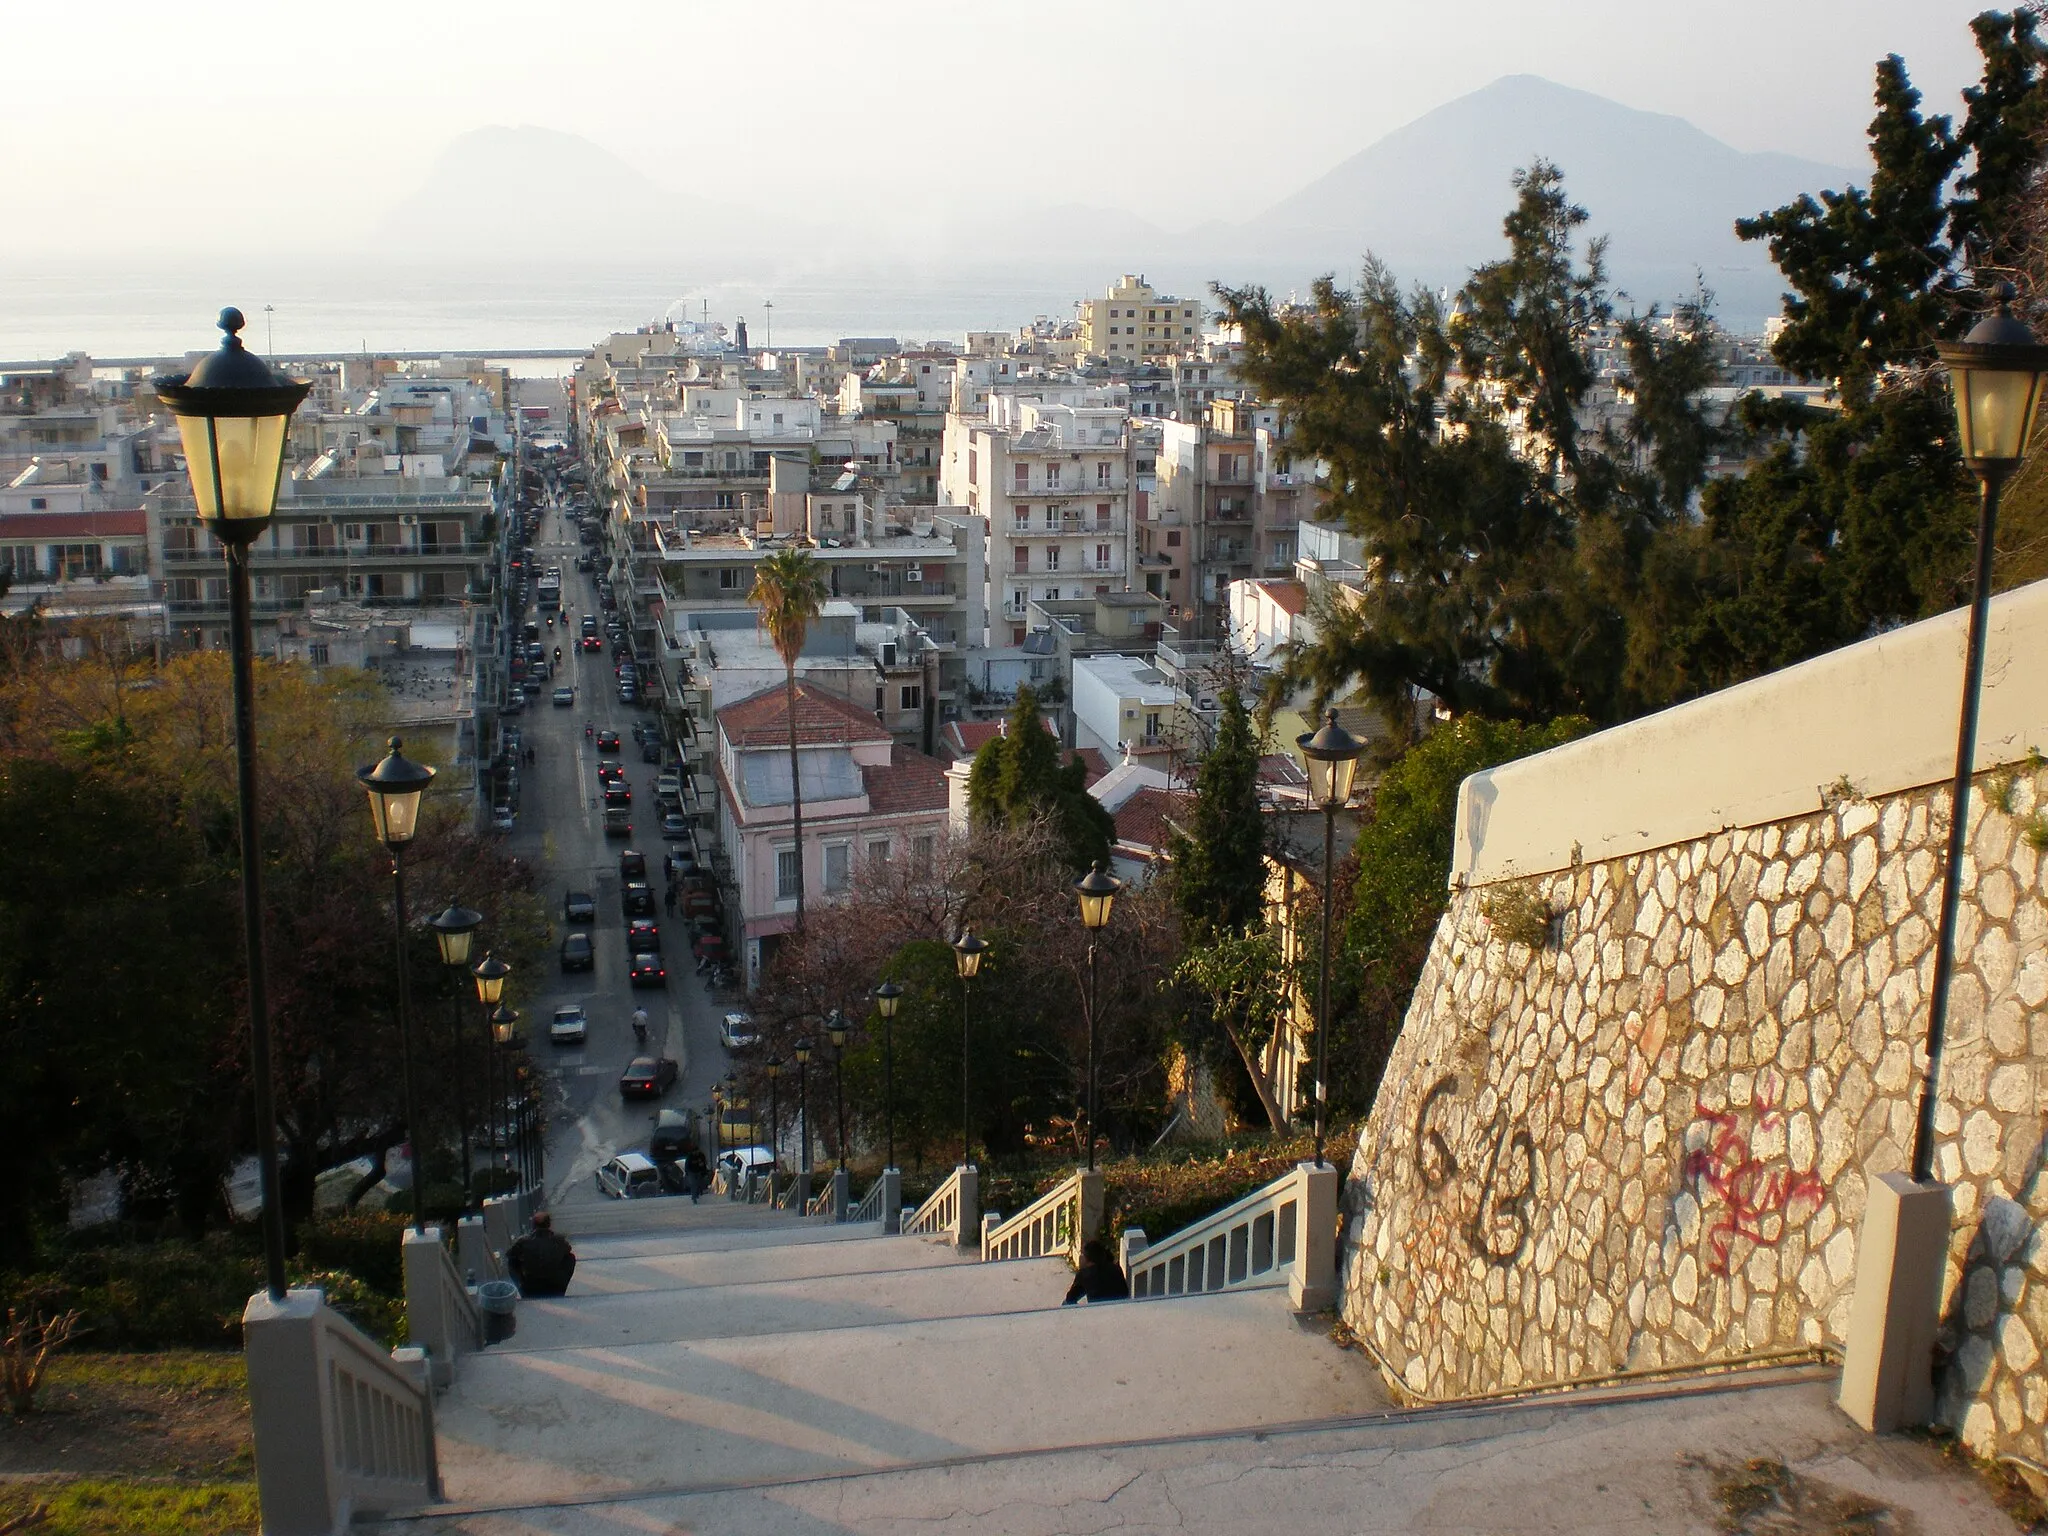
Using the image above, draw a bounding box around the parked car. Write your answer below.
[720,1012,758,1049]
[626,918,661,953]
[549,1003,589,1043]
[659,812,691,840]
[595,1152,663,1199]
[552,686,575,707]
[629,951,667,988]
[619,849,647,881]
[716,1145,777,1189]
[559,932,595,972]
[491,807,515,833]
[618,1056,680,1099]
[642,741,663,764]
[682,888,719,919]
[596,730,621,753]
[622,881,654,916]
[563,890,596,922]
[648,1109,697,1162]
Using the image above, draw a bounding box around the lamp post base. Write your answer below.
[1838,1170,1952,1433]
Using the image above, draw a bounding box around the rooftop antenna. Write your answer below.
[763,298,773,352]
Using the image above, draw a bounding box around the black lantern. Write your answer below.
[358,737,436,848]
[874,982,902,1174]
[429,905,482,967]
[473,952,511,1006]
[155,308,309,544]
[952,930,988,978]
[1297,710,1365,811]
[1297,709,1366,1170]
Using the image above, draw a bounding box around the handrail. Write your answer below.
[849,1177,886,1224]
[982,1171,1087,1263]
[805,1185,834,1218]
[402,1227,480,1389]
[314,1296,441,1515]
[774,1179,799,1210]
[1126,1165,1313,1300]
[902,1163,975,1242]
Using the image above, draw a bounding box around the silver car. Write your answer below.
[595,1152,662,1199]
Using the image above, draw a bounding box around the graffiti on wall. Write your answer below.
[1413,1073,1540,1267]
[1680,1071,1823,1275]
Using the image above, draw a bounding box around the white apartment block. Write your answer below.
[941,397,1135,649]
[1079,275,1202,362]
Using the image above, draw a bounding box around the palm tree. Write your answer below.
[749,549,829,927]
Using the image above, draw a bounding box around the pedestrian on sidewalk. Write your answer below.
[664,884,677,916]
[1062,1239,1129,1305]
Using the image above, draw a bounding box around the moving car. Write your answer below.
[626,918,661,953]
[604,782,631,805]
[603,808,631,838]
[719,1012,758,1049]
[552,686,575,707]
[642,741,663,763]
[622,881,654,916]
[549,1004,588,1044]
[596,730,621,754]
[563,890,596,922]
[648,1109,697,1162]
[595,1152,663,1199]
[559,931,594,972]
[618,1056,680,1099]
[619,849,647,881]
[581,634,602,652]
[629,951,667,988]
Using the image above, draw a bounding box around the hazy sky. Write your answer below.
[0,0,1994,262]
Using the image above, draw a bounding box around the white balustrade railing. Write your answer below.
[805,1184,835,1218]
[243,1288,440,1535]
[403,1227,483,1390]
[981,1170,1101,1263]
[849,1168,899,1227]
[902,1164,977,1244]
[1123,1162,1338,1310]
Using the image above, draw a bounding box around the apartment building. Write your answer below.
[1078,275,1202,362]
[940,396,1134,647]
[710,679,951,984]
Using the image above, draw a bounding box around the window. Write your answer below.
[1166,530,1181,547]
[773,412,784,426]
[1097,503,1111,527]
[869,838,891,864]
[1014,463,1029,490]
[969,448,978,481]
[823,842,851,893]
[1044,546,1060,571]
[1097,462,1111,485]
[28,497,46,511]
[1045,463,1061,487]
[1096,544,1110,568]
[720,567,744,590]
[914,835,936,873]
[308,643,329,665]
[900,684,922,710]
[1013,545,1029,573]
[776,847,800,901]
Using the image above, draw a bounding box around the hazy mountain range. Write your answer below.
[372,76,1856,325]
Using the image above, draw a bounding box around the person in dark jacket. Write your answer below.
[507,1211,576,1297]
[1063,1238,1130,1304]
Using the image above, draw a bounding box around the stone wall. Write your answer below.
[1340,586,2048,1467]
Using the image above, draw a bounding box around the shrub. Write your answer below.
[294,1270,404,1349]
[298,1211,407,1297]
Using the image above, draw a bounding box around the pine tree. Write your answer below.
[1169,689,1265,939]
[965,687,1113,871]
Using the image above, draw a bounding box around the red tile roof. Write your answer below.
[864,746,950,815]
[1075,748,1113,787]
[0,509,146,541]
[1115,788,1192,853]
[1259,753,1309,788]
[718,681,892,749]
[1257,578,1307,617]
[942,720,1005,759]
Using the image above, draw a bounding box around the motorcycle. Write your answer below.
[585,721,594,740]
[553,646,563,664]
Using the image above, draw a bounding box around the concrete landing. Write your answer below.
[430,1284,1380,1508]
[374,1371,2018,1535]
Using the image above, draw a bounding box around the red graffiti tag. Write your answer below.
[1681,1074,1823,1276]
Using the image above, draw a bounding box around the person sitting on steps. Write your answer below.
[1062,1238,1130,1305]
[507,1211,576,1298]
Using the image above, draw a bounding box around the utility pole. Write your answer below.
[763,299,773,352]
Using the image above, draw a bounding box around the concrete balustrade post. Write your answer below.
[1076,1170,1104,1250]
[832,1167,850,1222]
[1119,1228,1149,1281]
[881,1167,902,1234]
[403,1227,454,1389]
[456,1215,494,1284]
[1840,1171,1953,1432]
[243,1288,346,1536]
[955,1164,978,1247]
[1288,1162,1339,1313]
[792,1169,811,1213]
[481,1195,518,1260]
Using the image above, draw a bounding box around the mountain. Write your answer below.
[1240,76,1854,321]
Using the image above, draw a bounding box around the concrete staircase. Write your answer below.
[378,1196,1386,1528]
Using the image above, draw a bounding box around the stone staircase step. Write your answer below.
[565,1230,980,1295]
[498,1253,1070,1350]
[431,1285,1373,1509]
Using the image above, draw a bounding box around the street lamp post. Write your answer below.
[429,905,483,1210]
[490,1005,520,1187]
[473,954,511,1192]
[874,982,902,1172]
[1917,292,2048,1182]
[952,931,988,1168]
[359,738,437,1231]
[828,1013,849,1173]
[1072,862,1123,1172]
[764,1058,783,1202]
[155,309,310,1302]
[794,1040,813,1192]
[1297,710,1365,1170]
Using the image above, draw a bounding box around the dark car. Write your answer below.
[604,782,631,805]
[596,729,621,753]
[641,741,663,763]
[563,890,596,922]
[626,917,661,952]
[619,849,647,881]
[597,761,624,785]
[552,686,575,707]
[559,931,594,972]
[649,1109,697,1162]
[618,1056,679,1100]
[581,634,602,652]
[629,951,667,988]
[622,881,654,916]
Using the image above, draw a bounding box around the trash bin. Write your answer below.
[478,1280,519,1343]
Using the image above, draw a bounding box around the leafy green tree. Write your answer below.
[1171,929,1290,1131]
[966,687,1113,871]
[749,549,829,926]
[1168,689,1266,937]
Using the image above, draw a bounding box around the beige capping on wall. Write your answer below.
[1451,577,2048,889]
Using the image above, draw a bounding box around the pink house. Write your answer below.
[713,681,951,984]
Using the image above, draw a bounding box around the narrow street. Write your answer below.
[500,491,734,1216]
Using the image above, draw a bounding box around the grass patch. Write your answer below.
[0,1478,258,1536]
[43,1350,244,1398]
